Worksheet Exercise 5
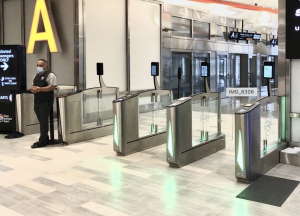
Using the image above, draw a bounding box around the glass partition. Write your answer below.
[260,102,279,154]
[192,98,219,146]
[82,91,116,130]
[193,21,210,40]
[216,25,227,42]
[139,94,171,137]
[172,17,191,38]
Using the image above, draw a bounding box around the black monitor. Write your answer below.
[97,63,103,75]
[263,62,275,79]
[151,62,159,76]
[201,62,210,77]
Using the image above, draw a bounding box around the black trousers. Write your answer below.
[34,101,53,142]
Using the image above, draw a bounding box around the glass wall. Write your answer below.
[171,52,192,99]
[172,17,191,37]
[193,21,210,40]
[216,25,227,42]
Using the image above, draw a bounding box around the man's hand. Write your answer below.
[32,86,41,93]
[30,86,37,93]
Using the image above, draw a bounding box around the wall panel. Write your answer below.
[3,0,21,44]
[85,0,126,91]
[130,0,160,91]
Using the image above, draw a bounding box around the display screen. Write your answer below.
[0,46,25,103]
[264,66,273,78]
[286,1,300,58]
[151,62,159,76]
[253,34,261,40]
[263,62,275,79]
[229,31,261,41]
[201,66,208,77]
[270,39,278,45]
[0,45,26,133]
[201,62,210,77]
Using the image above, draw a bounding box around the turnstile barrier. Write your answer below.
[57,83,119,144]
[113,89,172,155]
[235,93,287,183]
[166,91,225,167]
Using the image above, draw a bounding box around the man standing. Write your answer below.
[30,59,57,148]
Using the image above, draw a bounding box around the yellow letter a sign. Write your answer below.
[27,0,61,54]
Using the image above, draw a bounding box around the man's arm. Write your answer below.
[33,85,56,93]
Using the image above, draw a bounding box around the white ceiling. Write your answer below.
[161,0,278,27]
[220,0,277,9]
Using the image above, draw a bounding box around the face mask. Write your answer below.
[37,67,44,73]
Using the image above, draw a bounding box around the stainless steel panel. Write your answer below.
[278,0,286,97]
[125,140,141,155]
[228,44,249,54]
[25,97,39,125]
[78,0,85,90]
[214,42,229,52]
[169,5,192,19]
[178,104,192,152]
[67,131,85,144]
[140,133,166,150]
[280,152,300,166]
[194,137,225,161]
[85,125,113,140]
[67,101,82,133]
[125,106,139,142]
[214,15,227,25]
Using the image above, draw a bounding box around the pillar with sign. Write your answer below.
[0,45,26,133]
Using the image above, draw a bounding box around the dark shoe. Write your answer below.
[31,141,48,149]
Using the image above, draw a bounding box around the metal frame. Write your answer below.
[57,77,119,144]
[113,77,172,155]
[235,80,287,183]
[166,78,225,167]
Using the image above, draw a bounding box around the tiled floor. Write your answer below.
[0,92,299,216]
[0,130,300,216]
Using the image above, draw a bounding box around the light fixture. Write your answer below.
[210,4,237,16]
[258,11,271,23]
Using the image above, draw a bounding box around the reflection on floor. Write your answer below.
[0,93,299,216]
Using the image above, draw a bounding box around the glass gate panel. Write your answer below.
[82,91,115,130]
[260,102,280,154]
[138,95,171,137]
[192,98,219,146]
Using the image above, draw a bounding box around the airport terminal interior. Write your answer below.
[1,0,300,215]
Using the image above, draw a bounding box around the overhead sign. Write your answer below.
[229,31,261,41]
[286,1,300,59]
[27,0,61,54]
[0,45,26,133]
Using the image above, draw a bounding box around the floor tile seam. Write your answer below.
[29,198,75,215]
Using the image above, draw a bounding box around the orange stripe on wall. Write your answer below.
[188,0,278,14]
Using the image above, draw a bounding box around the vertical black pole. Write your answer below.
[11,89,16,135]
[49,107,54,142]
[178,80,180,99]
